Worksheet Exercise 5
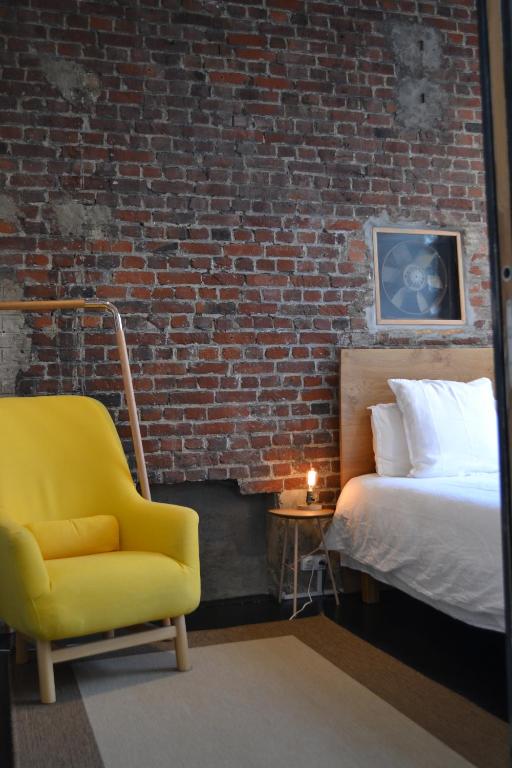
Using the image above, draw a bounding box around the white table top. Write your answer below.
[268,507,335,520]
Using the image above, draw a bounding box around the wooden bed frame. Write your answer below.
[339,346,495,603]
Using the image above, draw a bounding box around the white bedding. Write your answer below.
[324,473,505,632]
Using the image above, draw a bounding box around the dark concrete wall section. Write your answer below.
[152,480,275,601]
[0,269,31,395]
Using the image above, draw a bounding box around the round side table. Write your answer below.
[268,507,340,616]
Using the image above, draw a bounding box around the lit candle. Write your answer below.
[307,467,317,491]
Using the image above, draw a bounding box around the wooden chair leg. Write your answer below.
[162,617,171,627]
[15,632,29,665]
[173,615,190,671]
[36,640,56,704]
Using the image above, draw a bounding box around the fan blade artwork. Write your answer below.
[415,248,437,267]
[373,227,465,326]
[382,242,448,317]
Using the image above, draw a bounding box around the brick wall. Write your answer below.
[0,0,491,502]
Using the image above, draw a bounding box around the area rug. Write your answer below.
[10,616,508,768]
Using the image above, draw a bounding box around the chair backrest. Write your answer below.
[0,395,137,525]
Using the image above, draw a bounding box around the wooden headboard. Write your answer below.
[339,347,495,487]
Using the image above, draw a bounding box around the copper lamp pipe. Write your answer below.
[0,299,151,500]
[0,299,87,312]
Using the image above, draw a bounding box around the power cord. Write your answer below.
[288,565,315,621]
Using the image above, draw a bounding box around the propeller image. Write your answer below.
[381,241,447,316]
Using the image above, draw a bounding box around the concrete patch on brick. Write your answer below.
[390,21,445,131]
[462,225,491,326]
[396,77,447,131]
[0,194,20,225]
[0,275,31,396]
[391,22,442,76]
[362,213,432,250]
[53,199,114,239]
[40,55,101,104]
[463,225,488,261]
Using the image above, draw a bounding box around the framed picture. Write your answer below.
[373,227,465,325]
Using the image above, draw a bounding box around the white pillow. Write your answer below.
[388,377,498,478]
[369,403,412,477]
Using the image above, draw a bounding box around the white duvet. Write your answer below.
[324,473,505,632]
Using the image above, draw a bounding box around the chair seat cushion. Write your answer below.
[26,515,119,560]
[32,550,199,641]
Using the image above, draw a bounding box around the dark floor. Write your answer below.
[325,589,508,722]
[1,587,509,768]
[0,641,12,768]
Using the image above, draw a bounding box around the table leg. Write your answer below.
[317,518,339,606]
[278,519,289,603]
[293,520,299,615]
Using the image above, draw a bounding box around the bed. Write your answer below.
[324,347,505,633]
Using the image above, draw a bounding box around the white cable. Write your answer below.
[289,566,315,621]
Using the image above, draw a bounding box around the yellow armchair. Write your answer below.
[0,394,201,703]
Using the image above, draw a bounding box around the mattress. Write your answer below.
[324,473,504,632]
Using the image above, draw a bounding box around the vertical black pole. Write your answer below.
[478,0,512,760]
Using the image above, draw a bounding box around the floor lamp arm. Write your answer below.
[0,299,151,501]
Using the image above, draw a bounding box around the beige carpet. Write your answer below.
[10,616,508,768]
[75,635,475,768]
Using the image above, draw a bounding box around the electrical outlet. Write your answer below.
[300,554,327,571]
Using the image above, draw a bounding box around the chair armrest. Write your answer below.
[116,499,199,568]
[0,523,50,630]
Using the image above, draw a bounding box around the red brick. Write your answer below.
[210,71,249,86]
[236,49,276,61]
[113,271,154,284]
[325,219,361,231]
[228,34,266,46]
[266,245,302,257]
[2,0,490,498]
[182,242,221,255]
[267,0,303,9]
[254,76,292,90]
[0,222,17,234]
